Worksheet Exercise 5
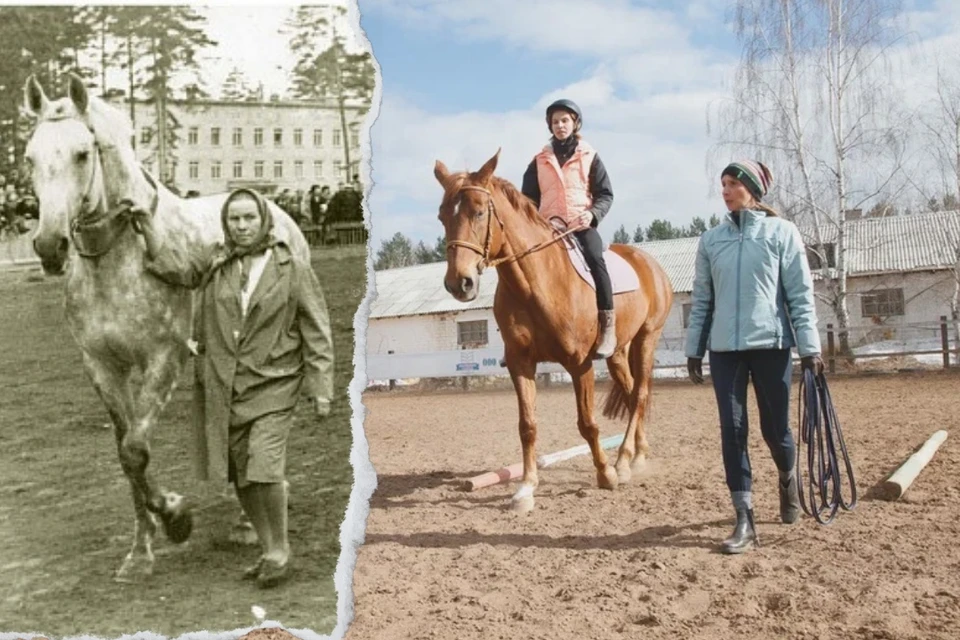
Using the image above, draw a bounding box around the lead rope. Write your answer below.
[796,367,858,524]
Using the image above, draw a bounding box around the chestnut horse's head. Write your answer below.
[433,149,505,302]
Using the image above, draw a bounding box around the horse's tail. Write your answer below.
[600,337,654,423]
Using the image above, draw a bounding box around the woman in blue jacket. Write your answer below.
[685,160,824,554]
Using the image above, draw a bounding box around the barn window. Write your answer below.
[681,303,692,328]
[457,320,488,346]
[861,288,904,317]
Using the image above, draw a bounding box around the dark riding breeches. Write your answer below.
[574,227,613,311]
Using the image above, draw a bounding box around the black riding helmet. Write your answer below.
[546,98,582,132]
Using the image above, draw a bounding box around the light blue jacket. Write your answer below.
[684,209,821,359]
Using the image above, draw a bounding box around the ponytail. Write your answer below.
[755,201,779,217]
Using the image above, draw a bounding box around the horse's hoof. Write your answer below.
[631,455,648,474]
[511,496,535,513]
[615,460,633,484]
[115,554,153,582]
[161,506,193,544]
[598,466,619,490]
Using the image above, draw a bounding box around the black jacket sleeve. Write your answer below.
[521,159,540,208]
[588,154,613,225]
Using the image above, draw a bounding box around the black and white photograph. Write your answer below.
[0,3,374,637]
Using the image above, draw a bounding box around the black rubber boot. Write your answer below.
[721,508,758,555]
[779,473,801,524]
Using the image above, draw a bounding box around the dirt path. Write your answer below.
[349,372,960,640]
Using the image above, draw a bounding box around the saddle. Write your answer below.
[549,218,639,295]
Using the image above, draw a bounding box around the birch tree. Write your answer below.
[708,0,909,353]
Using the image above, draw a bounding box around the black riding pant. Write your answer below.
[709,349,795,495]
[574,228,613,311]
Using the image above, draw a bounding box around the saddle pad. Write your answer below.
[564,235,639,295]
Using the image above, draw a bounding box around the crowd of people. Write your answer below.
[0,170,39,238]
[267,176,365,242]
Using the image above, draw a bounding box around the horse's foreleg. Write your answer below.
[127,346,193,545]
[572,366,618,491]
[507,358,539,513]
[81,353,157,581]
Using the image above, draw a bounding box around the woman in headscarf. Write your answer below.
[134,188,334,588]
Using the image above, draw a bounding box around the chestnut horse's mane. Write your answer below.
[446,169,554,234]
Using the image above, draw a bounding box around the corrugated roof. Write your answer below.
[797,209,960,275]
[370,210,960,319]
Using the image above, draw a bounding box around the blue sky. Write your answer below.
[356,0,951,249]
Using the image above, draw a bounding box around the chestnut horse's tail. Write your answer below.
[600,338,652,423]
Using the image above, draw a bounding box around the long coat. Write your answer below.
[145,241,335,483]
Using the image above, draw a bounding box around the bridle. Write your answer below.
[40,115,158,259]
[444,185,578,272]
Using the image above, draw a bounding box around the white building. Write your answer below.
[366,210,960,381]
[107,96,365,196]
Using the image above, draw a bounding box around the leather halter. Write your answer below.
[44,114,159,259]
[444,185,578,272]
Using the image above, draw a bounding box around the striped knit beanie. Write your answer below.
[722,160,773,201]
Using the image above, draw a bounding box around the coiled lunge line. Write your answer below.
[796,368,858,525]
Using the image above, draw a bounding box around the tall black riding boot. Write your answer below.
[779,472,801,524]
[721,508,758,555]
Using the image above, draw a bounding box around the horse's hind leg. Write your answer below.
[630,326,662,474]
[605,349,639,484]
[571,365,618,491]
[127,345,193,545]
[82,353,157,581]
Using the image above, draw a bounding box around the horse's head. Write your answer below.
[23,74,111,275]
[434,149,505,302]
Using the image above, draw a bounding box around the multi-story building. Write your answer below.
[108,97,366,197]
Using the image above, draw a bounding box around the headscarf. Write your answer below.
[220,188,277,292]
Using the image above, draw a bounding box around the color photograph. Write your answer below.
[354,1,960,638]
[0,3,374,637]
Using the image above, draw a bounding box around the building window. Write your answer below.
[273,128,283,146]
[332,128,342,146]
[211,161,222,179]
[188,161,199,179]
[313,128,323,147]
[333,160,342,180]
[806,242,837,270]
[293,128,303,146]
[273,160,283,179]
[211,127,221,146]
[350,126,359,148]
[188,127,198,145]
[314,160,323,179]
[254,161,264,179]
[254,127,263,146]
[681,303,692,328]
[861,288,905,317]
[294,160,304,179]
[457,320,488,346]
[232,127,242,146]
[233,161,243,179]
[140,127,151,144]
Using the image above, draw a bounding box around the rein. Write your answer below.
[445,185,578,272]
[796,368,858,524]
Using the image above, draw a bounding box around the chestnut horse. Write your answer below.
[434,150,673,512]
[23,73,309,580]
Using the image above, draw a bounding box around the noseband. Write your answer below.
[445,185,578,272]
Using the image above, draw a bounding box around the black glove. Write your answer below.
[687,357,704,385]
[801,354,824,376]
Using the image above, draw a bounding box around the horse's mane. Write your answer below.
[446,170,553,234]
[86,96,136,152]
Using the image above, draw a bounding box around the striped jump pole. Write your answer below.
[461,433,626,492]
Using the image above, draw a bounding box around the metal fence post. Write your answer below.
[941,316,950,369]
